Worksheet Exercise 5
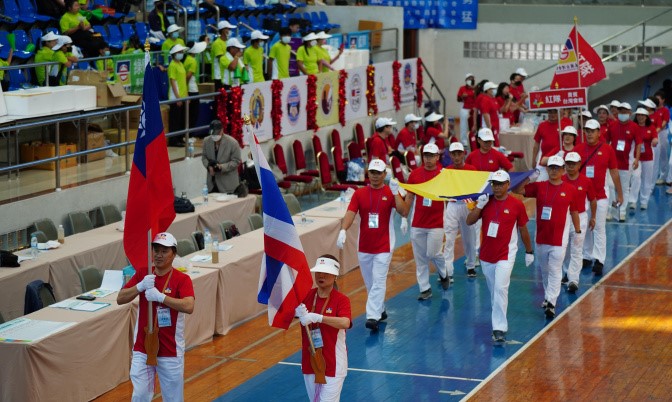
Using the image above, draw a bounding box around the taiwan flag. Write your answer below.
[123,55,176,274]
[551,27,606,89]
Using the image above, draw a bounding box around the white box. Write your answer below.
[4,88,53,116]
[72,85,97,111]
[43,86,76,113]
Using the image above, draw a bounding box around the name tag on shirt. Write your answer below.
[487,222,499,238]
[422,198,432,207]
[368,213,379,229]
[616,140,626,151]
[311,328,324,348]
[586,165,595,178]
[541,206,552,221]
[157,306,171,328]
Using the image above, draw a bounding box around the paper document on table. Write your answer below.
[190,254,212,262]
[70,302,110,312]
[99,270,124,291]
[83,289,116,298]
[0,318,76,343]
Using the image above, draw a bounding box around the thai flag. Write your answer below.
[247,131,313,329]
[123,54,176,274]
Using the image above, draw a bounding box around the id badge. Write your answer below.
[422,197,432,207]
[586,165,595,178]
[541,206,552,220]
[368,213,379,229]
[487,222,499,238]
[616,140,625,151]
[641,144,646,153]
[310,328,324,349]
[157,306,171,328]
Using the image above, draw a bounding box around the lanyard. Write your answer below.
[490,196,506,223]
[368,186,382,214]
[544,182,561,207]
[310,290,331,330]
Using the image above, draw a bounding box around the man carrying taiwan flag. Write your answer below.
[551,26,606,89]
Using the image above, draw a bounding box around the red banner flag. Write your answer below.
[123,59,176,274]
[550,27,606,89]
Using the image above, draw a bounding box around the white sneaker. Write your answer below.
[666,187,672,195]
[628,202,636,210]
[641,204,648,210]
[656,178,665,185]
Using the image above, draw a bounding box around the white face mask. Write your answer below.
[466,79,474,86]
[104,50,110,56]
[174,53,183,61]
[259,40,265,46]
[309,40,317,47]
[618,113,630,122]
[412,122,420,130]
[281,36,290,44]
[171,32,179,39]
[211,135,222,142]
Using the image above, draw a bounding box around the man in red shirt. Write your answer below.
[294,255,352,402]
[532,109,562,178]
[466,128,513,172]
[466,170,534,343]
[479,81,500,146]
[562,152,597,293]
[337,159,405,331]
[607,102,641,221]
[457,73,476,145]
[443,142,479,278]
[398,143,448,299]
[520,156,581,319]
[117,232,195,402]
[573,119,623,276]
[369,117,397,162]
[395,114,422,154]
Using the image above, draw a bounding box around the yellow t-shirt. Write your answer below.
[269,41,291,79]
[211,37,227,80]
[296,45,318,75]
[162,37,186,53]
[168,60,188,99]
[96,58,116,81]
[183,54,199,93]
[0,59,7,80]
[60,12,88,33]
[243,45,265,83]
[35,47,55,85]
[316,46,332,73]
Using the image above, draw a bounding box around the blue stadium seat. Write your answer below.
[4,0,34,25]
[46,27,60,35]
[0,32,10,59]
[12,30,35,60]
[120,23,135,42]
[106,25,124,49]
[8,68,33,91]
[30,28,43,46]
[319,11,339,30]
[135,22,149,43]
[93,25,109,43]
[18,0,53,23]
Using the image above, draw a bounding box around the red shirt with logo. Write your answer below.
[562,173,596,214]
[124,268,195,358]
[369,133,388,162]
[479,195,529,264]
[607,120,642,170]
[479,96,500,135]
[654,106,670,129]
[465,148,513,172]
[524,181,579,246]
[534,120,562,158]
[424,125,445,150]
[395,127,416,150]
[572,141,617,200]
[637,124,656,162]
[458,85,476,109]
[348,185,397,253]
[407,167,444,229]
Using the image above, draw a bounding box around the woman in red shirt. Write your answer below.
[633,108,658,210]
[457,73,476,144]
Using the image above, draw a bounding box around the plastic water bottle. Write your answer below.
[211,237,219,263]
[30,236,39,258]
[202,183,209,206]
[57,224,65,244]
[204,229,212,252]
[187,138,195,158]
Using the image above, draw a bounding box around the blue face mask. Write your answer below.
[171,32,179,39]
[618,113,630,122]
[174,53,184,61]
[104,50,110,56]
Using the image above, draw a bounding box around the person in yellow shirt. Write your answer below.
[243,30,268,83]
[60,0,101,58]
[35,32,60,86]
[184,41,207,130]
[219,37,246,89]
[211,20,236,93]
[162,24,186,65]
[268,27,292,80]
[53,36,77,85]
[122,35,143,55]
[168,44,189,146]
[95,42,116,82]
[315,31,344,73]
[296,32,319,76]
[0,43,13,91]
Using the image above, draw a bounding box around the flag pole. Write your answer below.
[574,16,586,143]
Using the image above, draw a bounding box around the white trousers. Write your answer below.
[537,243,567,306]
[639,160,655,206]
[130,351,184,402]
[563,212,587,284]
[583,198,608,263]
[304,374,346,402]
[481,259,514,332]
[459,108,471,145]
[628,163,642,204]
[653,127,669,181]
[411,227,446,292]
[443,202,477,275]
[610,169,633,218]
[358,251,391,320]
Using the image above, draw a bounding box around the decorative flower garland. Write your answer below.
[366,64,377,116]
[229,86,244,147]
[338,69,348,127]
[217,88,228,132]
[392,60,401,111]
[416,58,423,109]
[271,79,283,140]
[306,74,318,132]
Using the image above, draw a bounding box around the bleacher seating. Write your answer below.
[13,30,35,60]
[4,0,35,25]
[120,23,135,42]
[106,24,125,50]
[18,0,53,24]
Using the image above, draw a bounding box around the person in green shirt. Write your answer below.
[211,20,236,93]
[95,42,116,82]
[185,41,206,130]
[296,32,320,76]
[0,43,13,91]
[268,27,292,80]
[162,24,186,53]
[243,30,268,83]
[315,31,344,73]
[53,36,77,85]
[60,0,102,58]
[168,44,189,146]
[122,35,143,55]
[35,32,60,86]
[219,37,246,89]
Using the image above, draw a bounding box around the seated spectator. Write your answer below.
[122,35,143,55]
[0,43,13,92]
[148,0,170,40]
[95,43,115,82]
[35,32,60,86]
[60,0,104,58]
[53,36,77,85]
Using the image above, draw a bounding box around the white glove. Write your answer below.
[529,169,540,182]
[400,217,408,235]
[299,312,323,326]
[398,186,407,197]
[388,179,400,195]
[476,194,489,209]
[295,303,308,318]
[336,229,346,249]
[136,274,156,293]
[525,253,535,267]
[144,287,166,303]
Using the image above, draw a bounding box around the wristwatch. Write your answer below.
[575,230,582,234]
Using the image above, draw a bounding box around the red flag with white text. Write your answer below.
[551,27,606,89]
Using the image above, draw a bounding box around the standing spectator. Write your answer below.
[495,82,516,126]
[478,81,500,146]
[35,32,59,86]
[369,117,396,162]
[336,159,405,332]
[296,33,320,76]
[573,119,623,276]
[184,41,207,131]
[465,128,513,172]
[395,114,422,154]
[168,44,188,146]
[315,31,343,72]
[220,38,247,89]
[211,21,236,92]
[607,102,641,221]
[148,0,170,39]
[201,120,242,194]
[509,68,529,123]
[633,108,658,209]
[268,27,292,80]
[457,73,476,146]
[398,143,449,299]
[162,25,186,54]
[116,232,195,402]
[243,30,269,83]
[466,170,534,343]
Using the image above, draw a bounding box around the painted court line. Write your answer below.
[600,284,672,293]
[277,361,484,382]
[461,218,672,401]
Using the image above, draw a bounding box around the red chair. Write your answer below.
[405,150,418,170]
[272,144,316,190]
[331,146,367,186]
[312,134,324,162]
[354,123,365,146]
[364,137,372,159]
[330,129,342,153]
[292,140,319,177]
[347,141,363,161]
[390,156,405,183]
[317,151,358,192]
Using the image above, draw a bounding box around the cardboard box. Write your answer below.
[104,128,137,155]
[20,143,35,163]
[33,143,77,170]
[86,131,106,162]
[68,70,126,107]
[198,82,215,94]
[112,95,142,129]
[358,20,383,48]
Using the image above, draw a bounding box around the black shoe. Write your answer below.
[417,289,432,300]
[545,303,556,319]
[541,299,548,309]
[467,268,477,278]
[439,275,449,290]
[593,260,604,276]
[379,310,387,321]
[365,319,379,331]
[582,259,593,269]
[492,330,506,343]
[561,274,568,285]
[568,282,579,293]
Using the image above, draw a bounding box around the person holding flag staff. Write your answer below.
[466,170,534,343]
[294,255,352,402]
[337,159,405,332]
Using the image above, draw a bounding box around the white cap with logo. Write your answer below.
[489,170,510,182]
[565,152,581,163]
[368,159,387,172]
[375,117,397,129]
[547,155,565,167]
[478,127,495,141]
[310,257,340,276]
[404,113,422,124]
[515,67,528,77]
[152,232,177,247]
[584,119,600,130]
[422,143,440,154]
[449,142,465,152]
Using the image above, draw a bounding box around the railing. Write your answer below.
[420,59,446,117]
[369,28,400,61]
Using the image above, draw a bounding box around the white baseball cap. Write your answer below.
[593,104,609,114]
[580,110,592,118]
[226,37,246,49]
[188,41,207,54]
[303,32,319,42]
[619,102,632,110]
[170,44,188,54]
[449,142,465,152]
[250,30,269,41]
[316,31,332,39]
[483,81,498,92]
[166,24,183,34]
[310,256,340,276]
[368,159,387,172]
[152,232,177,247]
[217,20,237,30]
[584,119,600,130]
[425,112,443,122]
[609,100,621,108]
[547,155,565,167]
[375,117,396,129]
[515,67,528,77]
[561,126,578,136]
[465,73,474,79]
[489,170,510,182]
[638,99,657,109]
[404,113,422,124]
[478,127,495,141]
[41,32,59,42]
[422,143,440,154]
[52,35,68,51]
[634,107,649,116]
[565,152,581,163]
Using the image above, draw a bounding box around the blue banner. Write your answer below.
[346,31,370,50]
[369,0,478,30]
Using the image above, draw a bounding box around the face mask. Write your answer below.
[281,36,290,44]
[618,113,630,122]
[211,135,222,142]
[174,53,184,61]
[466,79,474,86]
[513,81,522,87]
[309,40,317,47]
[413,122,420,130]
[104,50,110,56]
[171,32,179,39]
[259,40,265,46]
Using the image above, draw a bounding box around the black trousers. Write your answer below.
[169,102,185,145]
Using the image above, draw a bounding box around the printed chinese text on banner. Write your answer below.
[551,27,606,89]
